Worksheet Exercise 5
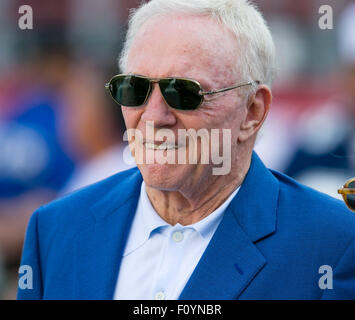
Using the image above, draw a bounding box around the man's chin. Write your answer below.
[138,163,190,191]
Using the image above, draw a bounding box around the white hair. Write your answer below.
[119,0,276,88]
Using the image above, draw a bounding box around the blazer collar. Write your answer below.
[230,151,279,243]
[90,167,143,222]
[179,152,279,299]
[73,168,142,299]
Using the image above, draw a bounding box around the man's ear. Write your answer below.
[238,85,272,142]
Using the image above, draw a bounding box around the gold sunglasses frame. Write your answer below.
[105,74,260,110]
[338,178,355,212]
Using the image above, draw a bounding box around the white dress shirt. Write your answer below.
[114,181,240,300]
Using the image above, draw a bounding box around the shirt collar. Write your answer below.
[123,181,240,256]
[188,186,240,238]
[123,182,168,256]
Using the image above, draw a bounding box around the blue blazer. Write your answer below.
[17,152,355,299]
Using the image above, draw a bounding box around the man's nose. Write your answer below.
[141,83,177,127]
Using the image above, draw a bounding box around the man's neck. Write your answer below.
[145,158,251,226]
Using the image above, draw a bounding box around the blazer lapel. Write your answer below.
[73,168,143,299]
[179,152,279,299]
[179,206,267,300]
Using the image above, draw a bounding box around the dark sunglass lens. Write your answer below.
[111,75,150,106]
[347,180,355,211]
[159,78,203,110]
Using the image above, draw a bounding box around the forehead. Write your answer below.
[126,14,238,83]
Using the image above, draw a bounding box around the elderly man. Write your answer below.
[18,0,355,300]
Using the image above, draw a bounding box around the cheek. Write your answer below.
[198,100,242,130]
[121,108,143,129]
[181,102,228,129]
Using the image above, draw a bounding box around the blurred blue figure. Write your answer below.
[0,65,77,299]
[0,93,75,200]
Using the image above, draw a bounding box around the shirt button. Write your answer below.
[155,291,165,300]
[172,231,184,242]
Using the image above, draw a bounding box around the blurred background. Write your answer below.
[0,0,354,299]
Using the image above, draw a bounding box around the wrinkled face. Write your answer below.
[122,14,248,192]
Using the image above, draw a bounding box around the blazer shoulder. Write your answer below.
[34,166,141,233]
[270,169,355,239]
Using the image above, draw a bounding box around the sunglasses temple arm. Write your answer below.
[200,81,260,96]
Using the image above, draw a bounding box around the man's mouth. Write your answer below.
[144,142,180,150]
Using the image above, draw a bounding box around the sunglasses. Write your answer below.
[105,74,260,110]
[338,178,355,212]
